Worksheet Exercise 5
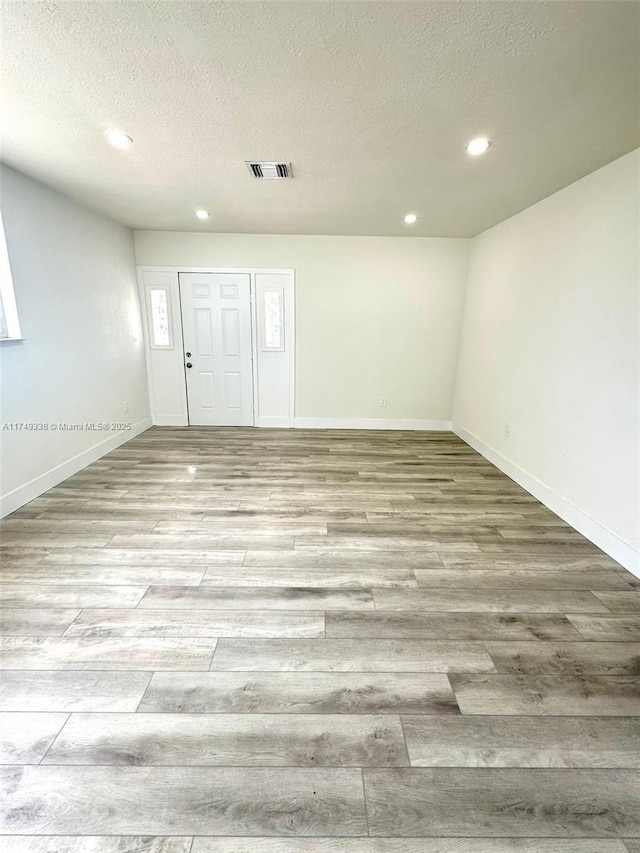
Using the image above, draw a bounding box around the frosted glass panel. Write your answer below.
[150,288,171,348]
[263,290,284,351]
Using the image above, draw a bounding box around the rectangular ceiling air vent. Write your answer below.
[246,161,292,179]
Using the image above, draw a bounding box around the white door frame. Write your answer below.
[137,266,295,428]
[179,271,254,427]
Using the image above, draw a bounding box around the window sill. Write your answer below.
[0,336,25,343]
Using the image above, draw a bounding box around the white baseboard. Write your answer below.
[150,416,449,430]
[0,416,153,518]
[453,422,640,578]
[294,418,452,431]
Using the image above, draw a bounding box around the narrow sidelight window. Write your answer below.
[262,289,284,351]
[146,285,173,349]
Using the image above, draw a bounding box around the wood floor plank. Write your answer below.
[0,766,367,835]
[294,535,481,552]
[0,608,80,636]
[64,609,325,638]
[2,530,113,548]
[261,500,397,511]
[190,840,629,852]
[1,519,157,534]
[325,521,500,537]
[0,546,51,567]
[243,550,444,569]
[106,533,296,551]
[37,507,207,521]
[41,548,246,566]
[0,564,206,586]
[0,534,113,548]
[139,672,459,714]
[449,674,640,715]
[0,584,147,608]
[401,715,640,768]
[210,638,496,672]
[594,592,640,612]
[274,491,427,502]
[203,509,368,521]
[413,569,633,590]
[0,637,217,670]
[373,589,607,613]
[440,555,624,571]
[567,615,640,641]
[139,585,374,611]
[326,611,583,640]
[35,487,129,499]
[153,521,328,535]
[201,567,418,588]
[483,641,640,675]
[42,712,409,767]
[363,768,640,837]
[3,838,192,853]
[366,510,530,523]
[0,671,151,712]
[496,526,596,541]
[477,541,604,555]
[0,713,69,764]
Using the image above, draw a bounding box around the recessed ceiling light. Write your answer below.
[106,131,133,149]
[404,213,418,225]
[467,137,491,156]
[195,209,210,220]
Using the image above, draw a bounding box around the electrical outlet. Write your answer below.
[379,396,387,408]
[504,423,511,438]
[122,401,129,414]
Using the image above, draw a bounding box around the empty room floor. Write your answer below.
[1,427,639,851]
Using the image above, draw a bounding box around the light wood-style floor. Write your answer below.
[1,427,639,852]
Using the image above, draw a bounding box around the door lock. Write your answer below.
[186,362,193,368]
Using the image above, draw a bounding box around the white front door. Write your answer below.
[178,272,254,426]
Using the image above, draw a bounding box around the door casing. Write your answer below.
[137,266,295,428]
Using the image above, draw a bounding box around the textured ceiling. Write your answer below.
[1,1,638,237]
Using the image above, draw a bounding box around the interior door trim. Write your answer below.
[138,266,295,428]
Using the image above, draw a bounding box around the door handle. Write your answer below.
[186,362,193,368]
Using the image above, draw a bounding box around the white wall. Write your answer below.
[134,232,469,427]
[454,150,639,572]
[0,165,150,515]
